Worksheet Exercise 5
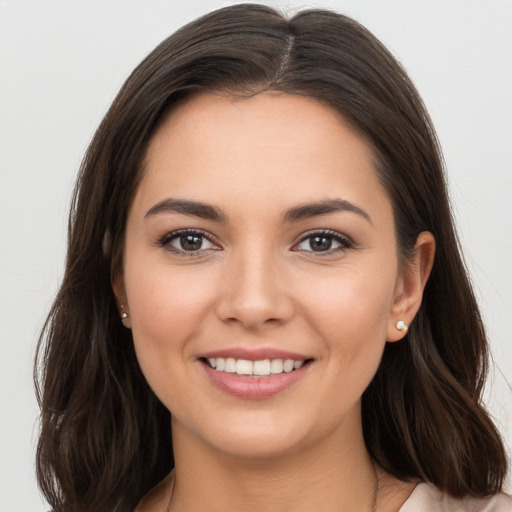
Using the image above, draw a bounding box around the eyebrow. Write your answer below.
[145,197,371,224]
[283,199,372,224]
[145,198,227,222]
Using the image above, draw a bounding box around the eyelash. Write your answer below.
[292,230,354,256]
[157,229,354,257]
[157,229,220,256]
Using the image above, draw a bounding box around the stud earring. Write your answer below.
[396,320,408,332]
[120,305,128,320]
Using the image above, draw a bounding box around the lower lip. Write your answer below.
[201,361,310,400]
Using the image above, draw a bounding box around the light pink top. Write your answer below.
[399,483,512,511]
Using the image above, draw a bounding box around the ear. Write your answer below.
[112,272,131,329]
[386,231,435,342]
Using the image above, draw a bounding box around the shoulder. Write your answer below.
[399,482,512,512]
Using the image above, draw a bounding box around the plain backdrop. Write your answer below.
[1,0,511,510]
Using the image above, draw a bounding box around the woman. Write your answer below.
[34,4,510,511]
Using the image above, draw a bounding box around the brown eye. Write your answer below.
[160,230,218,254]
[308,235,333,252]
[294,230,353,254]
[178,234,205,251]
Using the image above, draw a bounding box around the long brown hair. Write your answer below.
[34,4,508,511]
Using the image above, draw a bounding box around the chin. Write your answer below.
[195,407,353,462]
[178,409,315,460]
[208,430,309,460]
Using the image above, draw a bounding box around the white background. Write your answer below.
[1,0,511,510]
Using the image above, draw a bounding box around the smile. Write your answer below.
[200,354,312,399]
[207,357,304,376]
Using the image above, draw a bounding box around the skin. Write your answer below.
[115,92,435,511]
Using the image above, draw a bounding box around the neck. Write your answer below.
[168,414,378,512]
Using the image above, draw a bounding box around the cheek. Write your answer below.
[124,264,217,378]
[297,264,396,359]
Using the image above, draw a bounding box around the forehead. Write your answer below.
[146,91,372,169]
[133,91,391,223]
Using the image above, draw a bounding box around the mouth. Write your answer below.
[198,354,314,399]
[198,348,314,399]
[201,357,312,377]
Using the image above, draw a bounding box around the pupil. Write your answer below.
[181,234,202,251]
[311,236,332,251]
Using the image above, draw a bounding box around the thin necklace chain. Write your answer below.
[164,471,175,512]
[165,462,379,512]
[370,459,379,512]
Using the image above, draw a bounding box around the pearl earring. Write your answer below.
[120,305,128,320]
[396,320,407,332]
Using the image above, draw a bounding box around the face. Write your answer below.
[116,92,419,460]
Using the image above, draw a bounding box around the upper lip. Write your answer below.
[199,347,311,361]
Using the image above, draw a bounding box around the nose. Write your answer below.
[216,247,294,331]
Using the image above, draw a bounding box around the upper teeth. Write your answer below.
[207,357,304,376]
